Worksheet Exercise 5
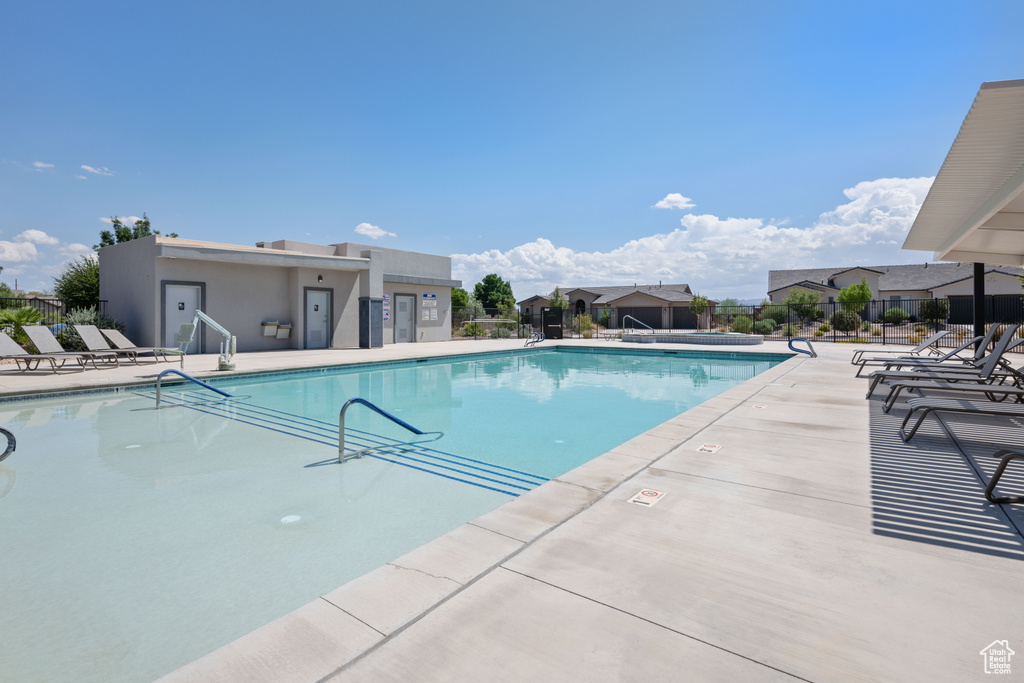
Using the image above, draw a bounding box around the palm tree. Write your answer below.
[0,306,44,349]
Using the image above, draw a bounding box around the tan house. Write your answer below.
[99,236,460,352]
[518,283,710,329]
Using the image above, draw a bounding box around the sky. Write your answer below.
[2,1,1023,300]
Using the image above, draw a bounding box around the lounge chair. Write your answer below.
[74,325,145,364]
[873,325,1004,374]
[881,378,1024,413]
[0,331,85,373]
[100,329,184,364]
[985,450,1024,504]
[22,325,118,368]
[864,327,1022,399]
[899,396,1024,441]
[850,331,949,375]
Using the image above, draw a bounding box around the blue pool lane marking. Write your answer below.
[131,390,547,497]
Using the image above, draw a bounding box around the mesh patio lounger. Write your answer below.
[871,325,1004,375]
[74,325,144,364]
[864,326,1022,399]
[899,396,1024,441]
[850,331,949,375]
[0,331,84,373]
[22,325,118,369]
[100,329,183,364]
[985,450,1024,504]
[881,377,1024,413]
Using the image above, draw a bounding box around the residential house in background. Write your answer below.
[767,262,1024,323]
[518,283,711,329]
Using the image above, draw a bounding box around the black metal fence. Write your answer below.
[707,297,1024,347]
[453,307,601,340]
[0,297,107,327]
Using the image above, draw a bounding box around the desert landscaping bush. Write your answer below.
[882,307,909,324]
[731,315,753,334]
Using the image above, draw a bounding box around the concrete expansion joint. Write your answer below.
[317,597,387,638]
[386,562,462,586]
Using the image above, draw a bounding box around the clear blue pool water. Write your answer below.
[0,347,787,681]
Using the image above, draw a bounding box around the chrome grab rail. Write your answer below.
[0,427,14,463]
[621,315,654,333]
[156,368,233,407]
[525,331,545,347]
[788,337,817,358]
[339,397,443,463]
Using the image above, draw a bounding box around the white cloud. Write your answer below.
[0,240,40,263]
[16,229,60,246]
[81,164,114,176]
[99,215,142,225]
[354,222,396,239]
[32,161,54,170]
[452,176,935,301]
[75,175,87,180]
[654,193,696,210]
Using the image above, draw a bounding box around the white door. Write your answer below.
[394,295,415,343]
[165,285,201,349]
[305,290,330,349]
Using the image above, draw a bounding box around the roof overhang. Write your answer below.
[903,79,1024,266]
[158,243,370,271]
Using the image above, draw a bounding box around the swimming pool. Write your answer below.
[0,347,788,681]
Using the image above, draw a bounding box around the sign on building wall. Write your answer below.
[383,294,390,322]
[422,293,436,321]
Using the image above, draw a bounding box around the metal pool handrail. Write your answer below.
[788,337,817,358]
[156,368,233,407]
[339,397,443,463]
[621,315,654,333]
[525,331,544,347]
[0,427,14,462]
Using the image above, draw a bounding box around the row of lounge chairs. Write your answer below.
[855,325,1024,503]
[0,325,188,373]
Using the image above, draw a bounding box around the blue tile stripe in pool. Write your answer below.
[130,389,547,497]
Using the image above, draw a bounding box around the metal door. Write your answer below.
[164,284,201,349]
[305,290,330,349]
[394,294,415,343]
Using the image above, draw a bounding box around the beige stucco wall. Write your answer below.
[880,289,932,300]
[98,238,160,344]
[768,285,835,304]
[382,284,452,344]
[831,270,881,294]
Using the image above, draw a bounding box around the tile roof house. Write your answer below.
[518,283,711,329]
[768,263,1024,303]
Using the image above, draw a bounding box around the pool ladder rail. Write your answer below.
[339,397,444,463]
[525,331,545,347]
[155,369,233,408]
[0,427,14,463]
[788,337,818,358]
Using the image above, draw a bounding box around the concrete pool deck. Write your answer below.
[3,339,1022,681]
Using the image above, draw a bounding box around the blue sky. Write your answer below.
[2,1,1023,300]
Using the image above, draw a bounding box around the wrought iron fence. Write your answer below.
[0,297,107,327]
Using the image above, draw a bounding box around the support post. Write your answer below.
[974,262,986,351]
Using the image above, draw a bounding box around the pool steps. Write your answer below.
[132,389,546,497]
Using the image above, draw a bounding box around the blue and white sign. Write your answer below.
[422,293,437,307]
[382,294,390,321]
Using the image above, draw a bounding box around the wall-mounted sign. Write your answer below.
[422,293,437,307]
[383,294,390,322]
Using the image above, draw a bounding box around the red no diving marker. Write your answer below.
[628,489,666,507]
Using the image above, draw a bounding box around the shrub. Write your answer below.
[58,307,126,351]
[814,329,825,337]
[490,326,512,339]
[871,328,882,337]
[574,314,594,335]
[760,302,789,326]
[731,315,753,334]
[882,307,909,324]
[598,310,610,328]
[829,309,861,335]
[908,335,922,344]
[817,323,830,332]
[914,324,927,335]
[461,322,486,337]
[781,323,799,337]
[753,319,775,335]
[0,306,44,348]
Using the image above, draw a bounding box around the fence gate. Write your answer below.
[542,307,563,339]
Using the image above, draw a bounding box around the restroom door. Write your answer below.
[164,283,202,349]
[394,294,415,343]
[305,289,331,349]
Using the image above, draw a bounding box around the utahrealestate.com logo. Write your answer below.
[980,640,1014,675]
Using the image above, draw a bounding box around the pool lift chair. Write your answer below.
[180,310,237,371]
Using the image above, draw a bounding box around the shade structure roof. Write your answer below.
[903,79,1024,266]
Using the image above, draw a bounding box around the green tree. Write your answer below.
[473,274,514,310]
[783,288,820,324]
[919,298,950,324]
[830,309,861,336]
[838,277,872,312]
[0,266,16,299]
[451,287,469,308]
[547,286,569,310]
[53,256,100,310]
[94,213,177,250]
[760,299,789,325]
[716,297,740,324]
[690,294,709,331]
